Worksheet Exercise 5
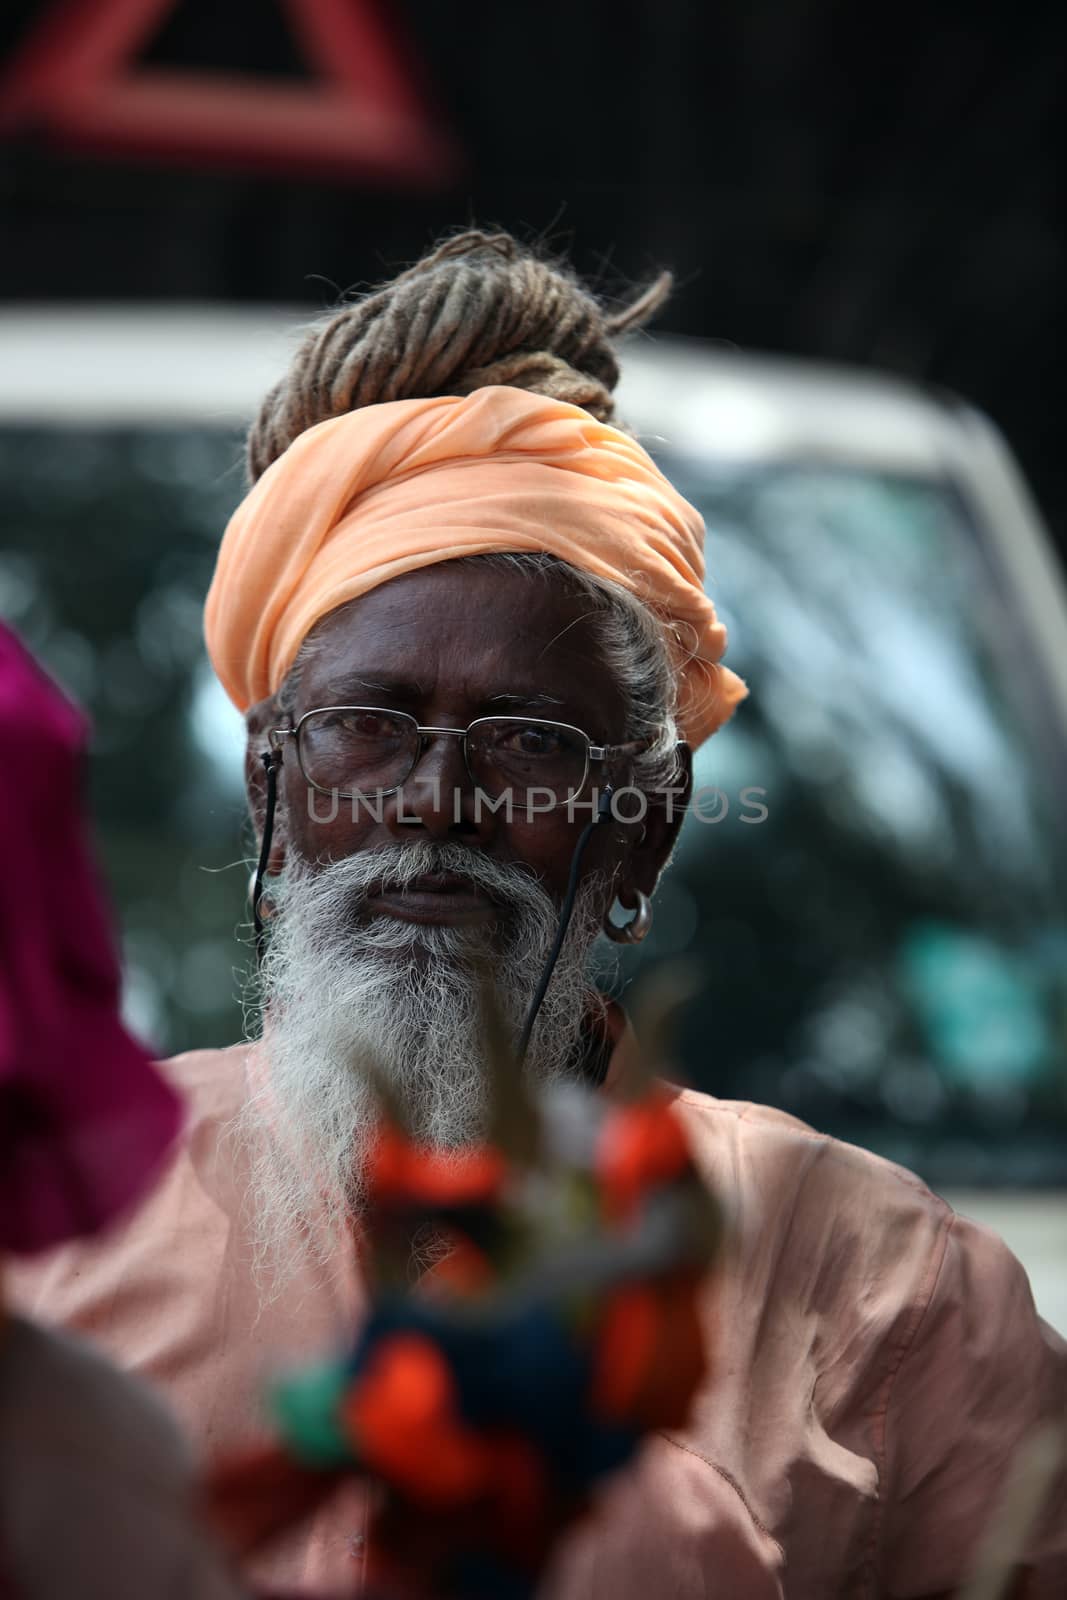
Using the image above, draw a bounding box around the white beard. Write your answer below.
[232,841,608,1295]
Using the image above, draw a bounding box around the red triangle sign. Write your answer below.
[0,0,458,184]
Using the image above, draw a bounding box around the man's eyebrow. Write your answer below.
[312,682,574,715]
[319,676,426,701]
[486,691,567,711]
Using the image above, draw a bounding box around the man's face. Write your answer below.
[268,560,652,918]
[238,562,689,1276]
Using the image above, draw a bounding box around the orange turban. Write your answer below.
[204,386,746,747]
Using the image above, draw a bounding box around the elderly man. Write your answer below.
[13,233,1067,1597]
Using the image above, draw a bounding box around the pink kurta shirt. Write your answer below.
[11,1042,1067,1597]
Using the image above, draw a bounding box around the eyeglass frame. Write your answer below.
[268,706,652,808]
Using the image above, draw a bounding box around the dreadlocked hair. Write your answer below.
[247,229,671,481]
[258,229,684,785]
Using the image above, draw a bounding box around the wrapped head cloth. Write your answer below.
[205,385,747,747]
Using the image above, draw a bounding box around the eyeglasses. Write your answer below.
[269,707,649,807]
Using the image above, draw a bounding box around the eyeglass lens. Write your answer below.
[298,709,590,801]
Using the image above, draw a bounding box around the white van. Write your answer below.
[1,308,1064,1326]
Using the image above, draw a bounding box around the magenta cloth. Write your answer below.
[0,624,182,1255]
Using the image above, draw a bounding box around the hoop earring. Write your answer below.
[247,870,275,922]
[603,890,653,945]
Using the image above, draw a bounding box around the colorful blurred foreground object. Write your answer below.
[208,983,723,1599]
[0,621,181,1253]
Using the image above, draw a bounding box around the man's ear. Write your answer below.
[618,741,693,904]
[244,696,287,876]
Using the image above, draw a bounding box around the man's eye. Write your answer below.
[499,724,566,756]
[328,711,404,739]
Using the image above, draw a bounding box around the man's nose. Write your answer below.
[383,731,487,839]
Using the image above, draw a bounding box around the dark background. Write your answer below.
[2,0,1064,555]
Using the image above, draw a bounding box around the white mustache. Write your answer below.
[295,841,550,916]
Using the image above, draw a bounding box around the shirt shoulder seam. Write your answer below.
[658,1431,787,1559]
[674,1089,940,1202]
[860,1204,955,1594]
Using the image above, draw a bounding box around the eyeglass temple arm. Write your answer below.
[252,749,281,962]
[588,737,653,761]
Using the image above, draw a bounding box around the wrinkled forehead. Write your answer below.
[288,560,631,738]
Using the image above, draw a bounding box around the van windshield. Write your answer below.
[634,456,1067,1183]
[2,426,1064,1184]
